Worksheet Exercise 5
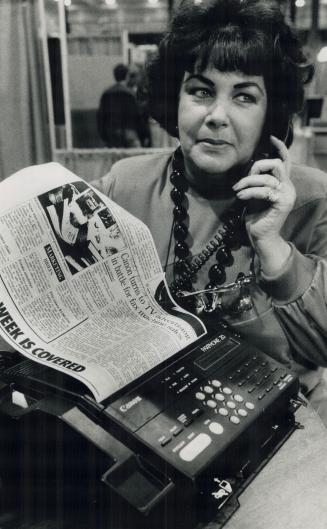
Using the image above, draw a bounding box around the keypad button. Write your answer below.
[222,387,232,395]
[179,433,211,462]
[245,401,255,410]
[207,399,217,409]
[238,408,248,417]
[209,422,224,435]
[173,427,183,437]
[195,392,206,401]
[177,384,189,394]
[227,401,236,409]
[219,407,228,416]
[215,393,225,402]
[192,408,204,418]
[212,380,222,388]
[230,416,240,425]
[204,385,214,394]
[161,436,172,447]
[234,394,244,403]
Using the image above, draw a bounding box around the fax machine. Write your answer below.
[0,327,302,529]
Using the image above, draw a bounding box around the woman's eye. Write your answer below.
[190,87,212,98]
[236,93,256,103]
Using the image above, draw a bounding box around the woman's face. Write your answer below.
[177,68,267,186]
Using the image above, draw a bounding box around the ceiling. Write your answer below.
[45,0,171,35]
[44,0,327,37]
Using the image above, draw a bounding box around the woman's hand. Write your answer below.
[232,135,296,276]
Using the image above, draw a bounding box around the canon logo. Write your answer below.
[119,395,142,413]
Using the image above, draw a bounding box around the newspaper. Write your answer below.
[0,163,206,402]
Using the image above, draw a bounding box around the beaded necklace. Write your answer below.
[167,147,254,316]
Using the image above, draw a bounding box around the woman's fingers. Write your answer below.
[248,136,290,180]
[233,136,294,210]
[250,158,285,180]
[233,174,281,192]
[270,135,289,164]
[235,185,282,203]
[270,135,291,174]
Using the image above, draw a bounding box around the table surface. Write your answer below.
[1,404,326,529]
[219,403,327,529]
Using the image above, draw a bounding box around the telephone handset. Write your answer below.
[253,114,292,163]
[254,111,293,161]
[242,117,291,211]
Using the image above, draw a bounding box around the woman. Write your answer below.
[93,0,327,422]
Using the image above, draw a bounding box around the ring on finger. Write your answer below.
[266,188,279,203]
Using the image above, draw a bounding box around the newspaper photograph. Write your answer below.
[0,163,206,402]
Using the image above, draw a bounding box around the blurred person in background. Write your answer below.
[127,63,152,147]
[97,63,148,148]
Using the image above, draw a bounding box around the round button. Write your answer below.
[209,422,224,435]
[219,407,228,416]
[195,392,205,401]
[207,399,217,409]
[245,401,255,410]
[222,387,232,395]
[212,380,222,388]
[230,416,240,425]
[204,385,214,394]
[227,401,236,409]
[215,393,225,402]
[238,408,248,417]
[234,394,244,403]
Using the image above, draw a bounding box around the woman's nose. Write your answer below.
[205,100,229,128]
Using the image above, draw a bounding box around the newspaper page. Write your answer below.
[0,163,206,402]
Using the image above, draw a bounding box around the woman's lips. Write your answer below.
[198,138,232,149]
[198,138,231,145]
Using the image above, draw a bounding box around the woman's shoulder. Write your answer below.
[290,163,327,206]
[91,150,173,198]
[110,150,173,178]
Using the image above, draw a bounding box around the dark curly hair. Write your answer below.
[145,0,314,147]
